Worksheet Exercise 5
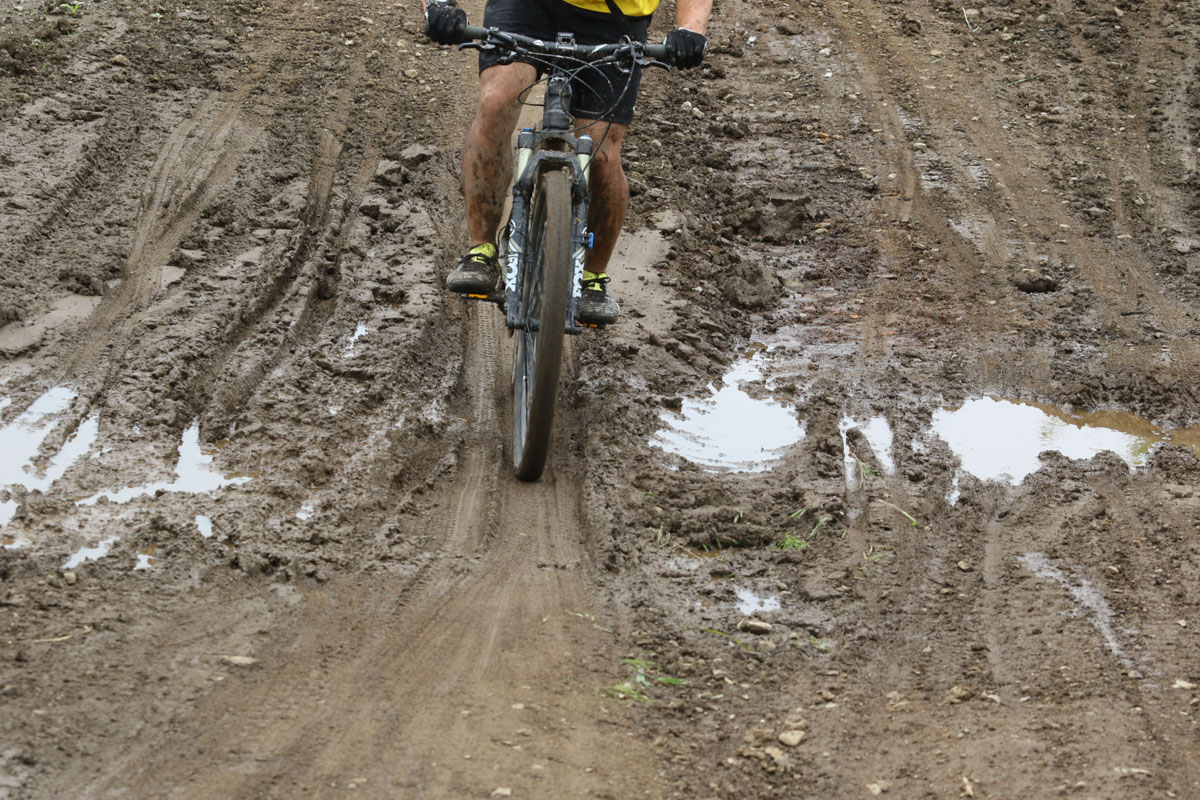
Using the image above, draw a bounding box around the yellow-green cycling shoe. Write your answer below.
[577,272,619,325]
[447,243,499,295]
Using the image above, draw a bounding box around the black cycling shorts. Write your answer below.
[479,0,652,125]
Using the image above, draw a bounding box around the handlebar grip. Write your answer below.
[643,43,668,61]
[464,24,487,40]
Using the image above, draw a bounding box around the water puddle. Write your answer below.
[0,387,98,526]
[78,420,250,505]
[947,473,961,506]
[0,501,17,529]
[653,347,804,472]
[134,545,158,571]
[343,323,369,357]
[840,415,895,479]
[63,536,119,569]
[735,587,780,616]
[195,515,213,538]
[932,397,1197,485]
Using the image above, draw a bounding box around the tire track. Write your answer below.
[81,306,658,799]
[70,89,263,374]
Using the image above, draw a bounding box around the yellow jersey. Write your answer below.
[561,0,659,18]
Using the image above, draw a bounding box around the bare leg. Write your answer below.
[574,118,628,276]
[462,62,537,246]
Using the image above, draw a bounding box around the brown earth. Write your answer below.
[2,0,1199,796]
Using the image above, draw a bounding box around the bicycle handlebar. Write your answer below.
[462,25,670,65]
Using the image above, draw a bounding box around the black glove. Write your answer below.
[425,0,467,45]
[664,28,707,69]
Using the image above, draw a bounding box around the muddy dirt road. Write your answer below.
[2,0,1199,796]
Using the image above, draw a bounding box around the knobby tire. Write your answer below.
[512,169,571,481]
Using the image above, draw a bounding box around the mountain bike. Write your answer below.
[458,25,668,481]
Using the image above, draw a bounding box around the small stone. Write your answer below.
[110,54,130,66]
[1011,268,1057,293]
[737,619,772,635]
[374,159,407,186]
[941,685,971,704]
[649,209,685,232]
[403,68,418,78]
[62,571,77,586]
[358,196,385,219]
[743,727,775,747]
[218,655,260,667]
[398,143,438,168]
[491,789,512,797]
[691,107,704,120]
[957,560,972,572]
[778,730,805,747]
[763,746,789,767]
[1173,678,1197,690]
[867,780,892,795]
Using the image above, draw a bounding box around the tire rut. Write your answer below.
[78,303,657,798]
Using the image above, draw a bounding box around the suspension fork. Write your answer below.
[503,137,595,335]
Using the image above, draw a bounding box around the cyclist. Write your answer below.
[424,0,711,325]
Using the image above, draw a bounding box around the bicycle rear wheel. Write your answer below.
[512,169,571,481]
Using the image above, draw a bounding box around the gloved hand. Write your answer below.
[425,0,467,45]
[664,28,707,69]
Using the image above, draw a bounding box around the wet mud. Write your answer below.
[2,0,1199,797]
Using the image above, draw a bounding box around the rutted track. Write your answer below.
[2,0,1200,797]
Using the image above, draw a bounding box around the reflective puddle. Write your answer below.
[134,545,158,571]
[343,323,369,357]
[653,347,804,472]
[78,420,250,505]
[933,397,1199,485]
[63,536,119,569]
[735,587,780,616]
[195,515,214,538]
[841,414,895,479]
[1,387,98,526]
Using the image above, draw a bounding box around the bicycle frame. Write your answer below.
[458,26,668,480]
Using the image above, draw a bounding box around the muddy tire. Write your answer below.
[512,169,571,481]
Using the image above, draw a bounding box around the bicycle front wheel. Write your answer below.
[512,169,572,482]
